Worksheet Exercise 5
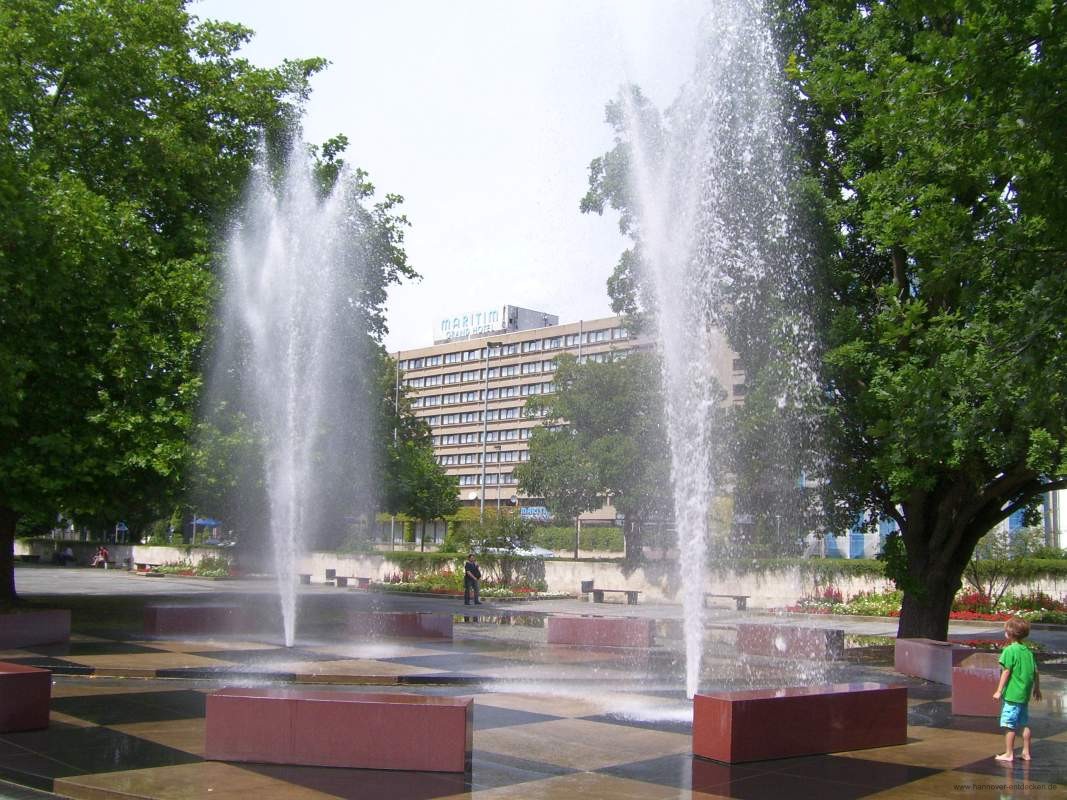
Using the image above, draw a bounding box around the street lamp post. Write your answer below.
[480,341,503,523]
[494,444,502,514]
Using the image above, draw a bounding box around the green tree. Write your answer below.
[379,355,458,546]
[0,0,325,602]
[519,353,670,560]
[782,0,1067,638]
[515,425,601,560]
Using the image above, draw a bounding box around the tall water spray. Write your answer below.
[623,1,802,697]
[213,141,374,647]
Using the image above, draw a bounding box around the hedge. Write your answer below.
[531,526,624,552]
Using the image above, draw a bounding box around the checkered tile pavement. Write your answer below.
[1,627,1065,800]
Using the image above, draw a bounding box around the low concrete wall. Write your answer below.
[14,541,233,569]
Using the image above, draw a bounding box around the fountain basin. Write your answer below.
[205,688,472,771]
[546,616,654,648]
[0,662,51,732]
[693,682,906,763]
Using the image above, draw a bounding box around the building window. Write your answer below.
[544,337,561,350]
[733,383,747,397]
[462,348,482,361]
[522,340,541,353]
[611,327,629,340]
[564,334,580,347]
[521,362,541,375]
[445,352,461,364]
[732,358,744,372]
[427,355,441,366]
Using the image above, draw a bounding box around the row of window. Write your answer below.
[411,382,556,408]
[397,327,629,371]
[403,359,560,388]
[426,407,524,427]
[437,450,529,466]
[458,473,518,486]
[434,428,531,446]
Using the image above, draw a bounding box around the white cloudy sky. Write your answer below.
[193,0,708,352]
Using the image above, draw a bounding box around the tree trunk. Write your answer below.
[897,580,958,640]
[0,506,19,605]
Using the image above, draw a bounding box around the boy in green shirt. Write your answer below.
[993,616,1042,762]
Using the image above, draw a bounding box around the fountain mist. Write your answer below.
[623,0,803,697]
[213,141,375,647]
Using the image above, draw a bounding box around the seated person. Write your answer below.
[90,545,110,567]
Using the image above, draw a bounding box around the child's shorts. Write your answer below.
[999,700,1029,730]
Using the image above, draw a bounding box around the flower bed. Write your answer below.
[782,586,1067,624]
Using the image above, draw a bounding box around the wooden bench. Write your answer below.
[591,589,640,605]
[694,683,907,763]
[704,593,750,610]
[206,688,473,771]
[15,554,41,563]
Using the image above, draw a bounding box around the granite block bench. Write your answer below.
[206,688,473,771]
[735,622,844,660]
[0,662,51,733]
[694,683,907,763]
[547,616,654,648]
[894,637,974,685]
[951,651,1002,717]
[144,604,258,637]
[347,612,453,640]
[0,609,71,649]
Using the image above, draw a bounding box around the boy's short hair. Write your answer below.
[467,552,475,559]
[1005,616,1030,641]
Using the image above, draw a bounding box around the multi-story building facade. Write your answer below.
[393,306,744,517]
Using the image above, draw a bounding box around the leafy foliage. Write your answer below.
[777,0,1067,639]
[0,0,331,599]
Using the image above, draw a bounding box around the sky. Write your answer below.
[193,0,708,352]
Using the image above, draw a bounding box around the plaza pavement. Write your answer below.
[0,565,1064,799]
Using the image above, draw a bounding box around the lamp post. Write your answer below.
[480,341,503,523]
[494,444,503,514]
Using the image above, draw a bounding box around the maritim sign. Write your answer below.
[435,305,508,343]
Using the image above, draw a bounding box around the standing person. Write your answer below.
[993,616,1042,762]
[463,553,482,605]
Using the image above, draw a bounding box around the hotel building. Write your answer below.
[392,305,745,517]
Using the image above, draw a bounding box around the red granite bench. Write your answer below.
[951,651,1001,717]
[547,616,654,648]
[205,688,473,771]
[144,604,259,637]
[735,622,844,660]
[0,662,51,733]
[694,682,907,763]
[347,612,452,639]
[0,609,71,649]
[894,637,974,684]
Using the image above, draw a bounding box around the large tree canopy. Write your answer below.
[784,0,1067,637]
[0,0,325,601]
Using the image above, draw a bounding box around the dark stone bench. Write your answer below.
[694,683,907,763]
[299,573,312,585]
[591,588,641,605]
[15,554,41,563]
[334,576,370,588]
[134,562,163,574]
[704,593,749,610]
[205,688,472,771]
[547,616,653,648]
[0,662,51,733]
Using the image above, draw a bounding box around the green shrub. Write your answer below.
[530,526,623,552]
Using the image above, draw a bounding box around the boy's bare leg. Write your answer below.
[1020,727,1032,761]
[996,730,1016,761]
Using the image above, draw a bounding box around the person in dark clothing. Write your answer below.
[464,553,482,605]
